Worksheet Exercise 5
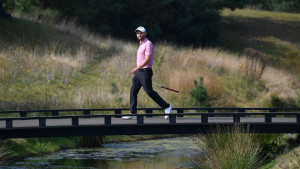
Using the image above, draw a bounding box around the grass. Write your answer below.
[270,146,300,169]
[220,8,300,76]
[0,137,76,165]
[194,125,263,169]
[0,143,14,166]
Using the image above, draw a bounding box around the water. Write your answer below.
[4,137,200,169]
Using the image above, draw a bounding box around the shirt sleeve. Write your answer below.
[145,42,153,56]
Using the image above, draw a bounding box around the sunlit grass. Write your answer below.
[271,146,300,168]
[222,8,300,22]
[220,9,300,77]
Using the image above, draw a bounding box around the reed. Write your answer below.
[194,125,263,169]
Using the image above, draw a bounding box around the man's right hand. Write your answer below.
[131,68,139,74]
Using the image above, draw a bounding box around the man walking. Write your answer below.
[122,26,172,120]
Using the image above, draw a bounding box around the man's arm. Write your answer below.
[131,55,151,74]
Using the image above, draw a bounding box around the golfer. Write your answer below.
[122,26,172,120]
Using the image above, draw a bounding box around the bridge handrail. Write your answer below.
[0,112,299,120]
[1,107,300,114]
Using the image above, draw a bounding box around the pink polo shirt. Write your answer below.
[137,38,153,68]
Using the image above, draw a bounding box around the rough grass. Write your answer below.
[220,8,300,76]
[194,125,263,169]
[0,137,76,159]
[271,146,300,169]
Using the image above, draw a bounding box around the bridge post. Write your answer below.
[115,109,121,118]
[268,108,276,112]
[297,115,300,123]
[137,116,144,125]
[84,110,90,116]
[233,115,240,123]
[268,108,277,117]
[20,111,27,117]
[6,119,12,128]
[52,111,59,116]
[238,109,246,117]
[177,108,184,117]
[105,116,111,125]
[146,109,153,118]
[208,109,214,117]
[265,114,272,123]
[39,118,46,127]
[72,117,79,126]
[201,114,208,124]
[169,114,176,124]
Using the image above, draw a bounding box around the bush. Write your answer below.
[244,48,268,79]
[189,77,210,107]
[194,125,263,169]
[5,0,40,14]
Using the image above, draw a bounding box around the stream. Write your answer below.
[4,137,200,169]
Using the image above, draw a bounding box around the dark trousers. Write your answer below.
[130,68,169,114]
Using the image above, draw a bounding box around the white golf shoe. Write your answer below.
[164,105,173,120]
[122,115,137,120]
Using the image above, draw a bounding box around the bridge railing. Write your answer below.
[0,111,300,129]
[1,107,300,118]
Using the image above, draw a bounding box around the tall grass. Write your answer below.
[194,125,263,169]
[0,143,14,166]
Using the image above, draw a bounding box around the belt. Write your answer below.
[139,68,152,72]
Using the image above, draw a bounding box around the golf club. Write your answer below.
[153,84,179,93]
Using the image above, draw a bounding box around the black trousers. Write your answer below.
[130,68,169,114]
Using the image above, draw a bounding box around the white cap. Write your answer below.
[135,26,146,33]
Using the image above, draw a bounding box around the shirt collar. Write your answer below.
[139,38,148,45]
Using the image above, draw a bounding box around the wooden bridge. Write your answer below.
[0,108,299,138]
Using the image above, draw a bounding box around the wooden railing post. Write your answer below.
[115,109,121,118]
[84,110,90,116]
[52,110,59,116]
[233,115,240,123]
[208,109,214,117]
[177,108,184,117]
[137,116,144,125]
[20,111,27,117]
[72,117,79,126]
[6,119,12,128]
[39,118,46,127]
[105,116,111,125]
[169,114,176,124]
[201,114,208,124]
[265,114,272,123]
[239,109,246,117]
[146,109,153,118]
[297,115,300,123]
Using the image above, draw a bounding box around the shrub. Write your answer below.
[189,77,210,107]
[194,125,263,169]
[0,142,14,166]
[244,48,268,79]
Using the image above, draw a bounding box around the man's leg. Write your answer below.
[140,70,169,109]
[130,73,142,114]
